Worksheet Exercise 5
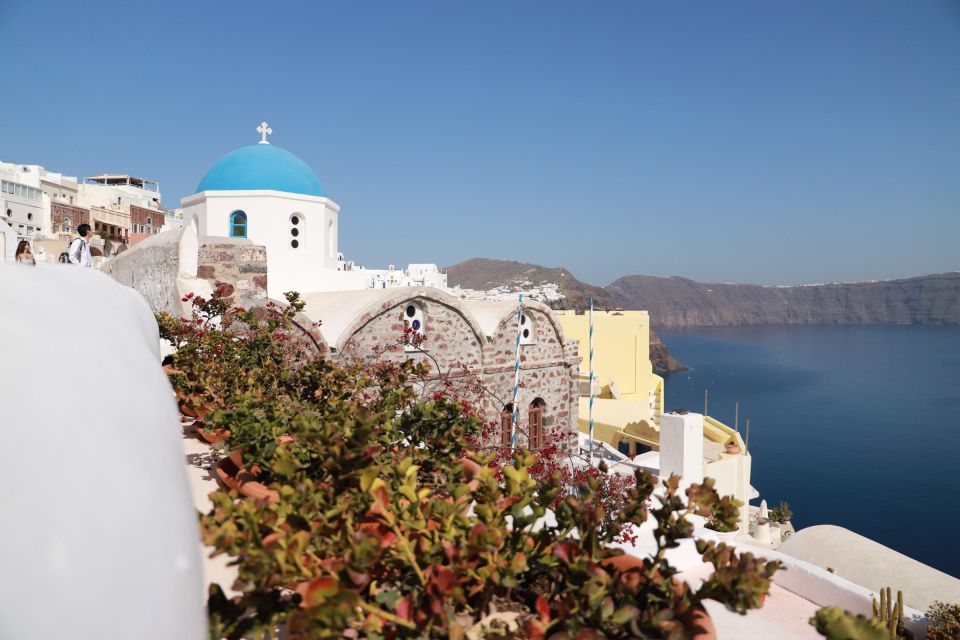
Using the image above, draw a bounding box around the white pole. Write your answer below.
[588,297,595,463]
[510,294,523,449]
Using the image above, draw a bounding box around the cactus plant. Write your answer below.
[872,587,905,638]
[770,500,793,524]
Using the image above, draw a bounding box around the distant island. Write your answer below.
[446,258,960,374]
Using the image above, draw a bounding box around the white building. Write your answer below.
[0,158,171,262]
[1,162,49,240]
[182,122,452,299]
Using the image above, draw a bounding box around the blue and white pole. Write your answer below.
[588,297,595,463]
[510,293,523,449]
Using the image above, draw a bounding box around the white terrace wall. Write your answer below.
[100,226,183,316]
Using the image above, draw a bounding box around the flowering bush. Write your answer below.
[161,289,781,638]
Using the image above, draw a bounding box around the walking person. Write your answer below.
[68,224,93,267]
[14,240,36,265]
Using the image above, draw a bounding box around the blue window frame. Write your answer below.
[230,211,247,238]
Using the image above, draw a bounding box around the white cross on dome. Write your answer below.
[257,121,272,145]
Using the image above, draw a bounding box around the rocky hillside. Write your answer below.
[445,258,686,375]
[608,272,960,326]
[445,258,618,310]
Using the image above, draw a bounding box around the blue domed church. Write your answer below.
[182,122,368,298]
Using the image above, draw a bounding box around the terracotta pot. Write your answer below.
[197,427,230,445]
[214,455,279,505]
[602,553,646,573]
[679,606,716,640]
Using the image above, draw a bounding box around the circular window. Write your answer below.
[291,216,299,225]
[523,328,530,339]
[412,319,422,331]
[406,305,417,318]
[520,315,526,325]
[291,228,299,237]
[27,212,33,221]
[5,209,10,217]
[291,239,299,249]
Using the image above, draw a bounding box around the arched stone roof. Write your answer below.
[459,298,567,346]
[300,286,488,353]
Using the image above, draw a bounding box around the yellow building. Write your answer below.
[557,309,746,457]
[555,309,665,456]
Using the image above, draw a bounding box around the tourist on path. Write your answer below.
[14,240,35,265]
[68,224,93,267]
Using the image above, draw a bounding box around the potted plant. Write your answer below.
[770,501,793,526]
[705,516,740,543]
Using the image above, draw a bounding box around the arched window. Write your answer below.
[501,404,514,448]
[528,398,545,449]
[63,216,72,232]
[230,211,247,238]
[519,311,538,345]
[402,302,426,351]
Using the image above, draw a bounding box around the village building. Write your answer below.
[0,160,180,263]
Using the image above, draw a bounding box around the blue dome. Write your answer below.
[196,144,326,197]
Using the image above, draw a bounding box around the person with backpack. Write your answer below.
[68,224,93,267]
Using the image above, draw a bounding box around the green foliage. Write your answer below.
[164,288,782,639]
[811,607,891,640]
[770,500,793,524]
[157,289,318,423]
[926,601,960,640]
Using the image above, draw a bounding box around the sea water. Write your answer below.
[658,325,960,578]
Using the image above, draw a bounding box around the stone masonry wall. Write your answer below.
[100,235,181,316]
[336,297,579,452]
[130,205,164,229]
[337,297,484,374]
[51,202,90,231]
[483,307,580,452]
[196,243,268,309]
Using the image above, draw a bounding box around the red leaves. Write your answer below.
[427,564,460,593]
[553,542,575,564]
[295,576,339,608]
[367,486,392,517]
[535,595,551,623]
[395,597,412,622]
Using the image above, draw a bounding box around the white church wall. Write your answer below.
[184,190,348,299]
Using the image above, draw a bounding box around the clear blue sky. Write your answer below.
[3,0,958,285]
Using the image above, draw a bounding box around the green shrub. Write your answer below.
[927,601,960,640]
